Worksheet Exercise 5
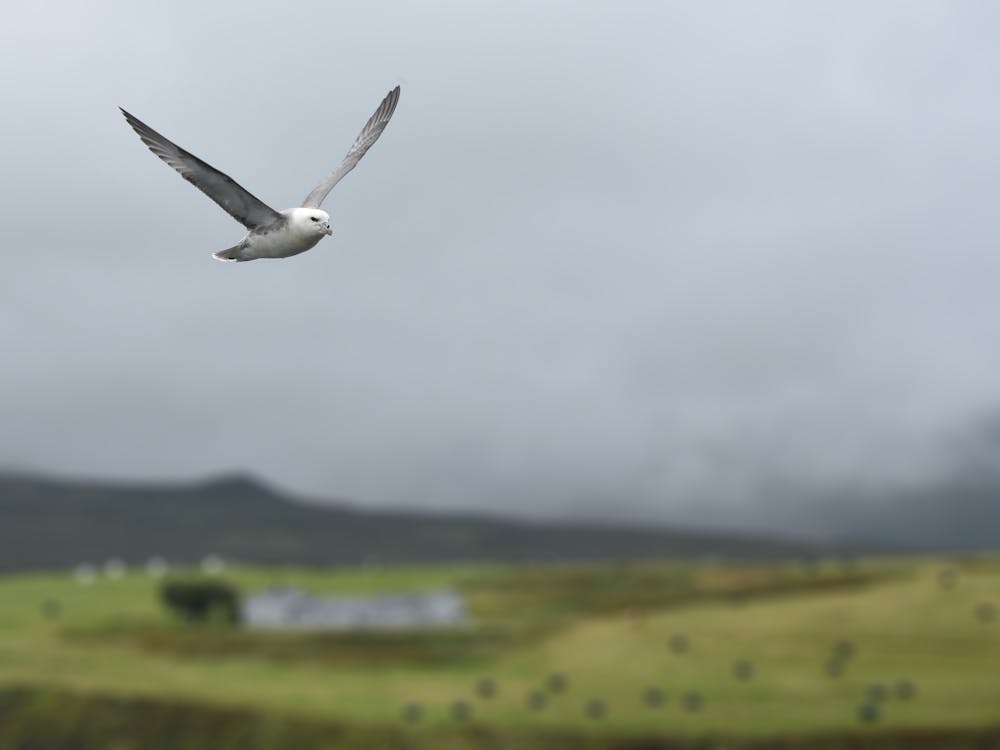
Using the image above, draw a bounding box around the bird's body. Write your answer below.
[214,208,332,262]
[121,86,400,262]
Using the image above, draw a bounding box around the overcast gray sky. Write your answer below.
[2,1,1000,534]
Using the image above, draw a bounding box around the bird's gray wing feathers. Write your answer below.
[120,108,284,231]
[301,85,400,209]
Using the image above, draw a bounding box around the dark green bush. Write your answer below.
[159,577,240,624]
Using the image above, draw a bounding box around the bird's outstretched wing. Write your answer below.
[301,86,400,209]
[120,108,284,231]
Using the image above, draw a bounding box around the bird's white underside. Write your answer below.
[235,207,332,261]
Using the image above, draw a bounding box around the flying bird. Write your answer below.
[121,86,400,262]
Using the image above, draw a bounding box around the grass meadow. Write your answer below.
[2,555,1000,748]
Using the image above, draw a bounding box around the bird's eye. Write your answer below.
[310,217,319,222]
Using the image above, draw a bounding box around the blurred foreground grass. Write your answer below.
[2,555,1000,748]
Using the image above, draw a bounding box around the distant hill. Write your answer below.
[0,472,824,572]
[802,468,1000,552]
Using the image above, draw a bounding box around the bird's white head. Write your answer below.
[289,207,333,238]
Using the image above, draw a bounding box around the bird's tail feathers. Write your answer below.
[213,244,250,262]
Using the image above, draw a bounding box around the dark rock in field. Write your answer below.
[732,659,755,681]
[866,683,889,702]
[642,686,665,708]
[858,702,880,723]
[832,639,856,660]
[546,672,568,693]
[39,598,62,620]
[895,679,917,700]
[526,690,547,711]
[450,700,472,721]
[667,633,690,654]
[823,641,854,678]
[681,691,704,712]
[475,677,498,700]
[937,568,958,590]
[584,698,606,719]
[401,702,422,723]
[975,601,997,623]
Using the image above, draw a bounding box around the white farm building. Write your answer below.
[242,586,466,631]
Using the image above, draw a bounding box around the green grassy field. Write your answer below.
[1,555,1000,748]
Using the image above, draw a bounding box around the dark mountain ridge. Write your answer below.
[0,472,824,572]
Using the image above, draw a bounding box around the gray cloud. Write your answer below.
[3,1,1000,535]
